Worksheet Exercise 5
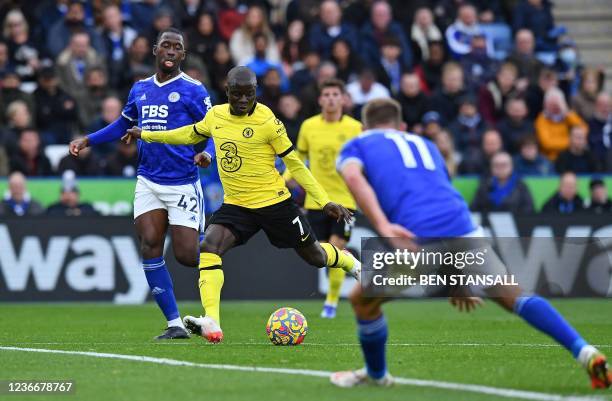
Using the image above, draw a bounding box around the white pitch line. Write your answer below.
[0,346,607,401]
[1,342,611,349]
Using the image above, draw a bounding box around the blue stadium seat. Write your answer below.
[481,23,513,60]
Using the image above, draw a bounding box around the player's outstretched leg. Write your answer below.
[494,288,611,389]
[298,242,361,280]
[186,224,236,343]
[331,285,393,387]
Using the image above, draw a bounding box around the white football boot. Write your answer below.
[183,315,223,343]
[343,250,361,282]
[330,368,394,387]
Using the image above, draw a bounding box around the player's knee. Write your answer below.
[201,238,225,257]
[174,248,199,267]
[304,247,327,268]
[140,237,163,259]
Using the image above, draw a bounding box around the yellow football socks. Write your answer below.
[198,252,224,324]
[320,242,355,273]
[325,267,346,306]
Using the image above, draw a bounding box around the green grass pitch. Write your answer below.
[1,299,611,401]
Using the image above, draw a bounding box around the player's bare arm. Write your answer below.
[341,162,413,239]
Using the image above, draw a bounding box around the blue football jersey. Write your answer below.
[122,72,213,185]
[337,129,475,238]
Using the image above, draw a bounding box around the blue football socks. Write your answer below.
[358,315,388,379]
[514,296,587,358]
[142,257,180,324]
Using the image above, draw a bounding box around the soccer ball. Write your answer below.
[266,307,308,345]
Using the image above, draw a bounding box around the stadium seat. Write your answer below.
[45,144,70,171]
[481,23,512,60]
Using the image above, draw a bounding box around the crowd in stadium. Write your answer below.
[0,0,611,216]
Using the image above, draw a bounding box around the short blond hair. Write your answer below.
[362,98,402,129]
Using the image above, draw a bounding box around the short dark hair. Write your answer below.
[156,27,183,45]
[362,98,402,129]
[319,78,345,94]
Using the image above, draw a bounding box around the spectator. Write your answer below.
[128,35,154,75]
[246,33,288,87]
[346,67,390,115]
[461,34,498,92]
[105,141,137,177]
[535,87,588,160]
[414,40,447,95]
[421,111,443,141]
[277,93,303,144]
[280,19,309,76]
[130,0,165,34]
[330,38,361,85]
[56,32,106,101]
[0,41,13,77]
[445,3,492,59]
[171,0,208,28]
[571,68,604,121]
[496,97,534,153]
[586,178,611,214]
[9,128,53,176]
[434,129,458,177]
[395,73,428,130]
[1,71,35,116]
[555,37,582,99]
[526,67,558,120]
[76,67,112,129]
[3,100,33,152]
[428,62,468,124]
[555,125,600,174]
[359,0,412,68]
[187,12,221,66]
[57,135,104,176]
[0,171,44,216]
[587,92,612,168]
[259,68,285,115]
[100,4,137,91]
[0,142,8,176]
[34,66,79,145]
[146,7,175,50]
[3,9,40,85]
[512,0,556,51]
[46,1,104,58]
[506,29,543,86]
[291,50,321,94]
[459,128,503,176]
[36,0,72,41]
[46,176,98,217]
[471,152,534,213]
[449,95,487,154]
[541,171,584,214]
[300,61,337,118]
[86,96,122,155]
[208,41,234,103]
[513,135,554,176]
[410,7,442,64]
[373,36,409,95]
[308,0,358,60]
[229,5,279,65]
[479,62,519,125]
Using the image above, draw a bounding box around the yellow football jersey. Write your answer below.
[196,103,295,208]
[297,114,362,210]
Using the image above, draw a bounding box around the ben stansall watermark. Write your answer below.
[361,237,520,297]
